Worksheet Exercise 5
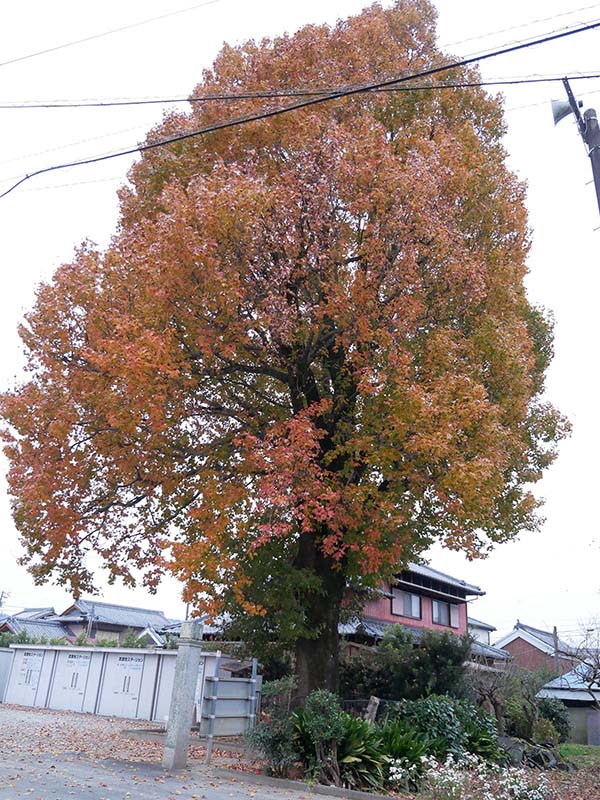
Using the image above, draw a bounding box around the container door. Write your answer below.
[11,650,44,706]
[98,654,145,718]
[49,651,91,711]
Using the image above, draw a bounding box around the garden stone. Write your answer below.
[498,736,526,766]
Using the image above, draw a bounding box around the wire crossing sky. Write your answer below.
[2,15,600,199]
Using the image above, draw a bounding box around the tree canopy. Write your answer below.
[1,0,567,695]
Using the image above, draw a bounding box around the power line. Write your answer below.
[21,175,125,193]
[0,124,150,170]
[0,0,222,69]
[441,2,600,49]
[3,72,600,110]
[3,17,600,200]
[4,73,599,175]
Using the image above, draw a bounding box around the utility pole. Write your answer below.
[556,78,600,216]
[553,625,560,675]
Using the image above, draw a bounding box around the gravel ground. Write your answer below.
[0,704,312,800]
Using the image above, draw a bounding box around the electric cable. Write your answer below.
[3,17,600,200]
[440,2,600,50]
[5,71,600,174]
[0,0,222,69]
[3,72,600,109]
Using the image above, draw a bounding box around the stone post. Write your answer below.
[162,619,204,770]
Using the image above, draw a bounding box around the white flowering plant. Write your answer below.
[387,753,554,800]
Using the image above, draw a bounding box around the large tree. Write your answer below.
[1,1,567,698]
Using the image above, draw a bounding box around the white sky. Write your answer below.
[0,1,599,644]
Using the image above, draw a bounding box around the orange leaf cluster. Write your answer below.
[0,2,567,630]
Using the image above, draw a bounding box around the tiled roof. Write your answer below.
[338,617,401,639]
[14,607,55,620]
[59,599,177,630]
[405,563,484,596]
[468,617,496,632]
[340,617,508,661]
[471,640,510,661]
[0,617,73,640]
[538,664,600,703]
[514,622,573,654]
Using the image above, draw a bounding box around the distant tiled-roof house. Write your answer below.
[0,616,73,642]
[54,599,180,645]
[494,621,577,675]
[0,599,181,646]
[12,607,55,621]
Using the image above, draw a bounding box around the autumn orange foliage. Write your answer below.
[1,1,567,694]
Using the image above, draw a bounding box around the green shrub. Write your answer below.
[340,627,471,701]
[381,717,432,763]
[292,690,387,790]
[394,695,502,762]
[537,698,570,743]
[533,717,560,746]
[261,675,297,713]
[248,710,299,777]
[453,700,505,763]
[293,690,346,785]
[337,714,386,791]
[300,689,346,748]
[122,628,146,648]
[396,695,466,759]
[380,717,433,788]
[505,696,533,740]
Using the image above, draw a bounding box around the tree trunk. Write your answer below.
[492,699,505,736]
[293,530,346,704]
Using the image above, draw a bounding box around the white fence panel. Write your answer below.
[3,644,255,736]
[0,648,14,701]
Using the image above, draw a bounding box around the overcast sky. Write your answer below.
[1,1,599,644]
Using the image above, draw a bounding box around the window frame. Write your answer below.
[391,588,422,620]
[432,599,460,628]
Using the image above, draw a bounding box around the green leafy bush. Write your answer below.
[395,695,466,759]
[453,701,505,763]
[293,690,387,790]
[505,695,532,740]
[533,717,560,746]
[293,690,346,785]
[340,627,471,701]
[261,675,297,713]
[393,695,503,763]
[248,711,299,777]
[337,714,386,791]
[537,697,570,743]
[381,717,432,764]
[380,717,433,789]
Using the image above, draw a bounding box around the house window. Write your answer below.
[432,600,460,628]
[391,588,421,619]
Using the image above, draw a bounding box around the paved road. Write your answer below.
[0,705,314,800]
[0,754,314,800]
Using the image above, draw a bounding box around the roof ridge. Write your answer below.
[403,562,483,594]
[79,599,168,615]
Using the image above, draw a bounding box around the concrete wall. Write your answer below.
[469,627,491,645]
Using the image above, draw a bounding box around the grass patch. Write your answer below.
[559,742,600,768]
